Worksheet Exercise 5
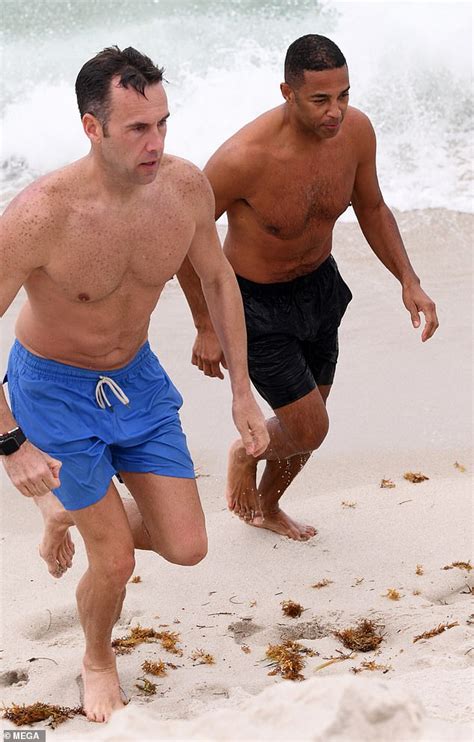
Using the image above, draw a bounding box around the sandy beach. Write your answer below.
[0,209,472,741]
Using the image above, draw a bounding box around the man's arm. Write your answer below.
[177,256,226,378]
[0,198,62,496]
[350,112,439,341]
[182,168,268,457]
[177,143,245,377]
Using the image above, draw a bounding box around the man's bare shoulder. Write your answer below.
[160,154,214,213]
[345,106,376,143]
[2,161,82,233]
[207,106,283,174]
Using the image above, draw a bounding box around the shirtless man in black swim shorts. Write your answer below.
[177,34,439,541]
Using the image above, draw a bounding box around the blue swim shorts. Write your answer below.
[6,340,195,511]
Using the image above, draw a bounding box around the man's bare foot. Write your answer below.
[226,439,260,520]
[36,492,75,578]
[81,656,125,723]
[250,508,317,541]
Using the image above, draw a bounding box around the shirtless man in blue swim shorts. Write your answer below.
[178,35,439,541]
[0,46,268,722]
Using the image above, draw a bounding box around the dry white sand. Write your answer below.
[0,210,472,741]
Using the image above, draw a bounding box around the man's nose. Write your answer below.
[327,100,342,119]
[145,129,165,152]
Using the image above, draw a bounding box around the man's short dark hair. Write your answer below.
[75,46,164,133]
[284,35,346,88]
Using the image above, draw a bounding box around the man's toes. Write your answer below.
[57,548,69,569]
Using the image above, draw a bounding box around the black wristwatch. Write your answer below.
[0,426,27,456]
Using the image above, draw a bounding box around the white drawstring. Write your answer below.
[95,376,130,409]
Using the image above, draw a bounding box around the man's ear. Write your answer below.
[280,82,294,103]
[82,113,104,143]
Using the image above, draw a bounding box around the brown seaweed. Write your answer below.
[190,649,215,665]
[334,619,384,652]
[112,625,183,656]
[403,472,429,483]
[265,640,309,681]
[281,600,304,618]
[413,621,459,643]
[2,702,84,728]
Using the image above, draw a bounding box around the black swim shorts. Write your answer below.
[236,255,352,410]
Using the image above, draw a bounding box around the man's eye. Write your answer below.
[134,125,146,131]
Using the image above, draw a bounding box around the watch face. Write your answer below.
[2,436,20,455]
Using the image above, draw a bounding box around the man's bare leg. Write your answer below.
[252,452,315,539]
[71,474,205,722]
[35,492,75,578]
[227,386,331,540]
[34,478,152,578]
[72,483,135,723]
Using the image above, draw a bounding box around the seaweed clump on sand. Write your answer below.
[442,561,472,572]
[141,660,168,677]
[2,702,84,728]
[404,472,429,483]
[334,619,384,652]
[265,640,315,681]
[312,579,333,589]
[135,678,157,696]
[384,588,402,601]
[413,621,459,643]
[190,649,215,665]
[112,625,183,656]
[281,600,304,618]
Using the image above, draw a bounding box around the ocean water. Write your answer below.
[0,0,472,216]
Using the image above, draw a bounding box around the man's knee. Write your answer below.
[291,409,329,452]
[92,552,136,588]
[158,531,208,567]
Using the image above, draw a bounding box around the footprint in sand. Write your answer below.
[0,668,29,687]
[16,605,78,641]
[228,620,263,645]
[279,618,330,642]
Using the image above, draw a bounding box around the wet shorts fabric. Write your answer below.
[6,341,195,511]
[236,255,352,410]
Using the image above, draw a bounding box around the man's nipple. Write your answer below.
[78,293,90,302]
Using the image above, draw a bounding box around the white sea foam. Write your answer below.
[1,1,472,214]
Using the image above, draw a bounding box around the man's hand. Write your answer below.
[232,391,269,458]
[402,283,439,342]
[3,440,61,497]
[192,326,227,379]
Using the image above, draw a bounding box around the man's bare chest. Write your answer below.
[43,212,194,302]
[247,157,357,239]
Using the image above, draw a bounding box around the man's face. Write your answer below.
[97,79,169,185]
[283,65,350,139]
